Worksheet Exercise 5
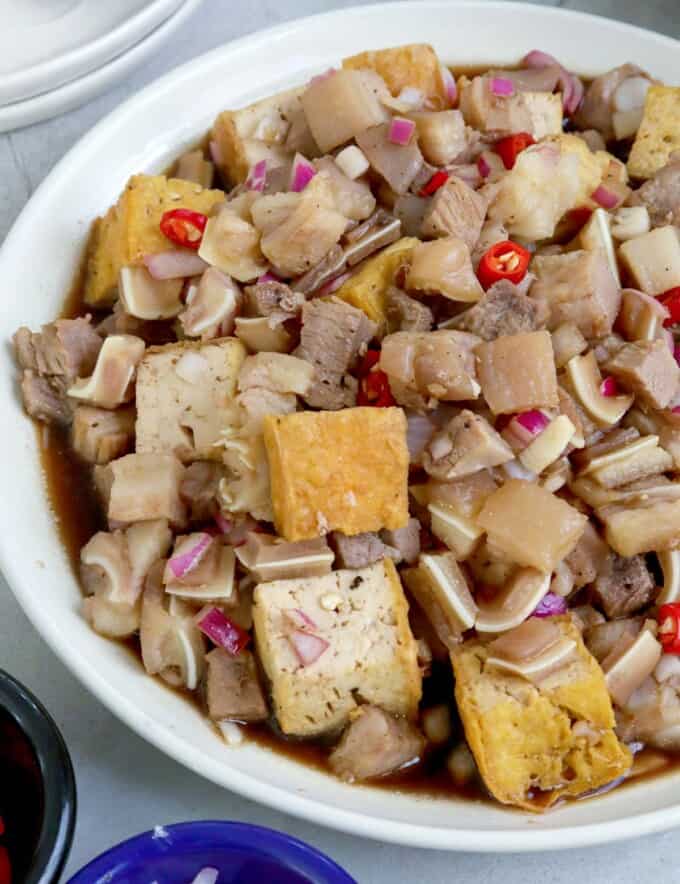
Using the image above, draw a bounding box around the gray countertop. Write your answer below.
[1,1,678,880]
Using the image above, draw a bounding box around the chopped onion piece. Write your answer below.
[477,154,491,178]
[388,116,416,146]
[532,591,568,618]
[168,533,213,580]
[490,77,514,97]
[283,608,318,633]
[288,630,329,666]
[144,250,208,280]
[246,159,267,192]
[591,185,619,210]
[439,64,457,106]
[516,410,550,436]
[197,606,250,656]
[398,86,426,109]
[289,153,317,192]
[600,376,619,397]
[335,145,370,180]
[522,49,583,114]
[613,75,652,113]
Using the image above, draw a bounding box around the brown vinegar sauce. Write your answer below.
[35,83,678,807]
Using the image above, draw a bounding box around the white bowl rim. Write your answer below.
[2,0,680,853]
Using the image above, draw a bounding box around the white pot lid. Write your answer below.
[0,0,185,105]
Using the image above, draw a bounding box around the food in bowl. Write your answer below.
[12,41,680,812]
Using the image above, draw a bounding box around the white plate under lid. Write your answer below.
[0,0,202,133]
[0,0,185,106]
[1,0,680,854]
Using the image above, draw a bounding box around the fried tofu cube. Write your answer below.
[619,226,680,296]
[334,237,419,329]
[343,44,449,107]
[452,617,631,811]
[84,175,225,305]
[211,86,309,186]
[253,558,421,736]
[476,330,558,414]
[477,479,587,572]
[108,453,186,526]
[628,86,680,179]
[135,337,246,463]
[263,407,409,541]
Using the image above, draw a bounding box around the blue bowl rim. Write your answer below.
[66,820,357,883]
[0,668,77,884]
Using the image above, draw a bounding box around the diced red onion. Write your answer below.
[168,533,213,579]
[674,346,680,368]
[388,116,416,146]
[288,630,329,666]
[477,154,491,178]
[490,77,514,97]
[257,271,278,284]
[397,86,425,110]
[516,410,549,436]
[289,153,316,192]
[283,608,318,633]
[246,159,267,192]
[209,140,223,166]
[144,250,208,280]
[673,406,680,415]
[439,64,457,106]
[190,869,219,884]
[214,512,232,535]
[591,185,619,210]
[532,592,568,618]
[600,376,619,397]
[316,270,352,298]
[197,606,250,655]
[522,49,583,115]
[406,412,436,461]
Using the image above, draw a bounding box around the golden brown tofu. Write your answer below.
[628,86,680,180]
[477,479,587,572]
[476,330,558,414]
[253,559,421,736]
[334,237,419,328]
[343,43,449,107]
[452,617,632,811]
[263,407,409,541]
[84,175,224,305]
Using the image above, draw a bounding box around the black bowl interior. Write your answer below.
[0,670,76,883]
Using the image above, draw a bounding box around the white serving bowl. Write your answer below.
[1,1,679,852]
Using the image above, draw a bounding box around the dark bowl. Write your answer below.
[0,669,76,883]
[66,821,356,884]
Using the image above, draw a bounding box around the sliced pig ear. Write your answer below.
[235,533,333,582]
[68,334,145,409]
[82,596,140,639]
[80,530,132,605]
[476,568,551,634]
[180,267,241,339]
[119,265,184,318]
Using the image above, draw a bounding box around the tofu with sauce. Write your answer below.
[253,558,421,736]
[84,175,225,306]
[342,44,450,107]
[452,616,632,811]
[263,407,410,541]
[135,337,246,463]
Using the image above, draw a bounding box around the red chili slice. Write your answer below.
[419,170,449,197]
[476,240,531,289]
[0,846,10,884]
[159,208,208,250]
[659,287,680,327]
[494,132,536,169]
[659,603,680,654]
[357,348,395,407]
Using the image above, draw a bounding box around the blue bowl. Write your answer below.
[66,821,357,884]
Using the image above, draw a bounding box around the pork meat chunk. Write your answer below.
[14,317,102,381]
[329,705,425,782]
[180,461,226,522]
[423,410,513,480]
[591,554,657,619]
[331,532,386,569]
[420,177,487,251]
[385,287,433,333]
[448,279,548,342]
[204,648,268,722]
[530,250,621,340]
[19,372,71,426]
[71,405,135,464]
[629,154,680,227]
[604,339,680,410]
[295,298,376,410]
[243,280,306,321]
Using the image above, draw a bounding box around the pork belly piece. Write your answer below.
[476,330,558,415]
[71,405,135,465]
[204,648,268,723]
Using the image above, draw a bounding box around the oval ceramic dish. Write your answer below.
[1,1,679,852]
